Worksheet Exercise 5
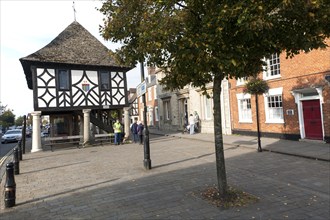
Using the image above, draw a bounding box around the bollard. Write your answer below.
[18,140,23,161]
[13,148,20,175]
[22,115,27,154]
[4,162,16,208]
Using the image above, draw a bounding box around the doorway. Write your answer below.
[302,99,323,140]
[178,98,188,130]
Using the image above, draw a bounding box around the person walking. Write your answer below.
[194,111,200,133]
[113,119,122,145]
[189,113,195,135]
[130,119,139,143]
[120,122,125,144]
[137,121,144,145]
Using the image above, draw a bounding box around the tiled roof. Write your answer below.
[20,21,132,89]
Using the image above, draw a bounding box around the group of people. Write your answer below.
[130,119,144,145]
[114,111,198,145]
[112,118,145,145]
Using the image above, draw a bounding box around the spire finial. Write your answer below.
[73,1,76,21]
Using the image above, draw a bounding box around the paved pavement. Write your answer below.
[0,131,329,219]
[148,128,330,161]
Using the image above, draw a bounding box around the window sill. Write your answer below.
[265,120,284,124]
[263,75,281,81]
[238,120,253,123]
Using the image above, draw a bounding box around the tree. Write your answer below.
[0,102,7,116]
[0,110,15,129]
[15,116,24,127]
[99,0,330,197]
[245,77,269,152]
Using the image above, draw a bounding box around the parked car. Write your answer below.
[1,129,22,144]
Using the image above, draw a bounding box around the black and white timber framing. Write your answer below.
[20,21,132,151]
[20,21,132,112]
[33,66,127,111]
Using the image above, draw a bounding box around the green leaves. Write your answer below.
[99,0,330,91]
[0,110,15,128]
[244,77,269,95]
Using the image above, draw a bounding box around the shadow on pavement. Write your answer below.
[1,141,329,220]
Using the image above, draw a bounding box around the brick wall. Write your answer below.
[229,44,330,141]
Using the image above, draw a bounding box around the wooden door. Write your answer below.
[302,100,323,140]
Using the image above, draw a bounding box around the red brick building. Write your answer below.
[229,42,330,143]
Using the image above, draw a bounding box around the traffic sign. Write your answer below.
[136,81,146,97]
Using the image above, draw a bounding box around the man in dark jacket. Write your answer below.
[130,119,138,143]
[137,122,144,145]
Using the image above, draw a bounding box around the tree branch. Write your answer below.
[175,2,202,21]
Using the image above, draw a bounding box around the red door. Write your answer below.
[302,100,323,140]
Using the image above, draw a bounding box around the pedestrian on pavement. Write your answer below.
[113,119,122,145]
[130,119,139,143]
[194,111,200,133]
[189,113,195,135]
[137,121,144,145]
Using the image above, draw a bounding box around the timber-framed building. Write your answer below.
[20,21,132,152]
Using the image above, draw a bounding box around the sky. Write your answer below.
[0,0,143,117]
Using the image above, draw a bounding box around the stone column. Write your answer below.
[31,111,42,153]
[83,109,91,147]
[124,107,130,139]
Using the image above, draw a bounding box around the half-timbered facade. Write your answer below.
[128,88,139,123]
[33,67,127,111]
[20,21,132,151]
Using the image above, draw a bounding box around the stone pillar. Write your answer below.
[79,115,83,142]
[31,111,42,153]
[83,109,91,147]
[124,107,130,139]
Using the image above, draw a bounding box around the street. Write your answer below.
[0,137,32,158]
[0,141,18,158]
[1,134,329,219]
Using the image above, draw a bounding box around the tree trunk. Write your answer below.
[212,74,228,196]
[255,94,262,152]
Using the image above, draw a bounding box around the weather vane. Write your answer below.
[73,1,76,21]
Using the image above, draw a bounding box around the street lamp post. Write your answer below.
[140,62,152,169]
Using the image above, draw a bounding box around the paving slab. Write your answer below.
[0,135,329,219]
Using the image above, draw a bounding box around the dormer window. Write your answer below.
[263,53,281,80]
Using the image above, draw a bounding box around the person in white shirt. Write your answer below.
[189,114,195,135]
[194,111,199,133]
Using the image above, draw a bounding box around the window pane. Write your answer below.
[58,70,69,90]
[205,96,212,119]
[269,53,280,76]
[239,98,252,121]
[264,53,281,78]
[267,95,283,120]
[100,71,110,90]
[164,100,170,120]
